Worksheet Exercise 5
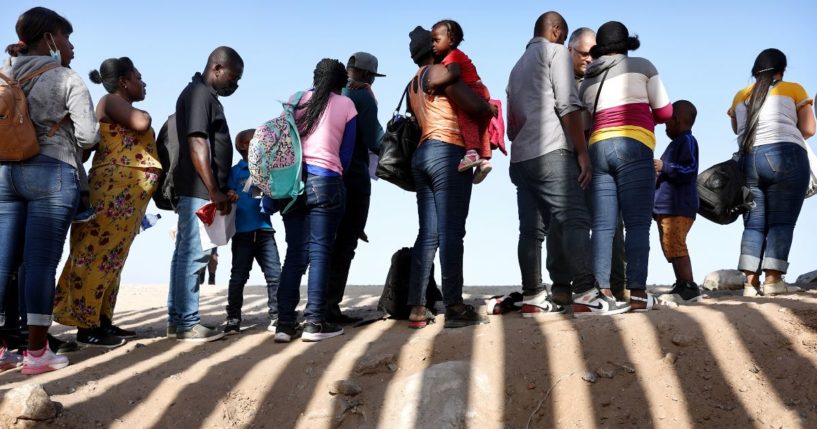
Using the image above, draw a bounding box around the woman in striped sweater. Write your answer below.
[579,21,672,311]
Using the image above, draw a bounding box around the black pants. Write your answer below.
[326,187,370,317]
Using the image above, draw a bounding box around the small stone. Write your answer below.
[671,334,694,347]
[597,366,616,379]
[663,353,678,364]
[329,380,362,397]
[582,371,598,383]
[526,383,536,390]
[749,364,760,374]
[0,384,59,421]
[621,363,636,374]
[354,354,396,375]
[134,343,146,348]
[386,363,398,372]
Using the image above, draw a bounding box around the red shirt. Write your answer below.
[442,49,481,85]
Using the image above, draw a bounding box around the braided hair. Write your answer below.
[432,19,464,49]
[295,58,348,138]
[742,48,787,154]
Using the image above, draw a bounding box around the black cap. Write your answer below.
[409,26,433,65]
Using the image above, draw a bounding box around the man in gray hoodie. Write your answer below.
[506,11,630,316]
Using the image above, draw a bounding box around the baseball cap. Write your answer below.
[348,52,385,77]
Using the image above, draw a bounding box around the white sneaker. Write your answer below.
[520,290,564,318]
[743,284,762,297]
[572,288,631,316]
[22,343,69,375]
[1,346,23,372]
[267,318,278,332]
[763,280,801,296]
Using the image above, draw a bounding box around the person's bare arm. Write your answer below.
[797,104,816,140]
[426,63,461,93]
[189,134,232,214]
[424,65,492,120]
[99,94,152,131]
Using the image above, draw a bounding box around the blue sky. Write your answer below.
[6,1,817,286]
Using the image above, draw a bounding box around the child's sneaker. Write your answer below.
[659,281,703,304]
[520,290,565,317]
[572,288,631,316]
[1,345,22,372]
[472,159,493,184]
[458,150,481,172]
[72,207,96,224]
[224,318,241,335]
[22,343,69,375]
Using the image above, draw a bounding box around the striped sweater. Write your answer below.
[579,54,672,150]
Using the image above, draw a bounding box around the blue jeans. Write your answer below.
[278,174,346,325]
[227,229,281,320]
[509,149,596,294]
[589,137,655,290]
[738,142,809,273]
[0,155,79,327]
[408,140,472,307]
[546,192,626,292]
[326,182,370,317]
[168,196,210,330]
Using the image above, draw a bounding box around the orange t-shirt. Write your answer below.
[407,66,464,147]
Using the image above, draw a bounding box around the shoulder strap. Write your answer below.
[47,114,69,137]
[394,81,411,114]
[18,63,60,85]
[0,71,13,85]
[592,68,610,119]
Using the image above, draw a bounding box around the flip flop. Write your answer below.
[630,294,659,312]
[408,309,436,329]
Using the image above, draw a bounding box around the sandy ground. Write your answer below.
[2,283,817,429]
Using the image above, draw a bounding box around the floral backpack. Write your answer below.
[248,91,306,213]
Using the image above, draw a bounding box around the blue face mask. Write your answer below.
[45,33,61,65]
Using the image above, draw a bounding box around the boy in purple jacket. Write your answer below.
[654,100,701,303]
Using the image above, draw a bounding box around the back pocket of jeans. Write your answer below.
[20,163,62,197]
[613,139,652,162]
[764,149,797,173]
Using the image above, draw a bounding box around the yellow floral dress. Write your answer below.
[54,123,162,328]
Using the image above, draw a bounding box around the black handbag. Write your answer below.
[376,80,420,192]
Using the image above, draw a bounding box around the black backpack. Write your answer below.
[378,247,442,319]
[153,114,180,211]
[697,159,753,225]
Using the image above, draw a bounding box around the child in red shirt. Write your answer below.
[427,19,497,184]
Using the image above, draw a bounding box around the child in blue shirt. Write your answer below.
[224,129,282,333]
[653,100,701,304]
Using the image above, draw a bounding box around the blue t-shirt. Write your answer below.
[227,159,274,233]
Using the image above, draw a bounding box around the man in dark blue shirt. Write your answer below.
[326,52,384,324]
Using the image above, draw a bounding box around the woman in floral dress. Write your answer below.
[54,57,161,348]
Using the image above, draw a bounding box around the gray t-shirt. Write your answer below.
[506,38,583,163]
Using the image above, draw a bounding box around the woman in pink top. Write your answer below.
[274,59,357,343]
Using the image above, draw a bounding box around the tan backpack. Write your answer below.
[0,63,65,161]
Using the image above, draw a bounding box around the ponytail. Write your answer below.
[295,58,348,138]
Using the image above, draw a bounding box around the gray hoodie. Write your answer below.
[2,55,99,169]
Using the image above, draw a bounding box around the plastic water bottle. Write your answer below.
[141,213,162,231]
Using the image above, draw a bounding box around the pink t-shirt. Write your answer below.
[294,91,357,174]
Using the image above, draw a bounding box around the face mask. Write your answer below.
[216,82,238,97]
[45,33,61,64]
